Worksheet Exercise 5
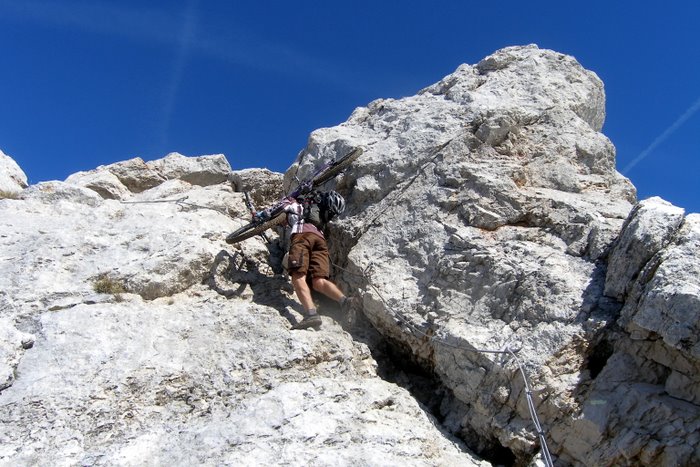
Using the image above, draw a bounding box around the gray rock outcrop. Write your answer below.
[291,45,698,465]
[1,45,699,466]
[0,149,28,195]
[64,153,232,199]
[0,153,484,465]
[553,207,700,465]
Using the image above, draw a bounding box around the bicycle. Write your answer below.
[225,147,364,244]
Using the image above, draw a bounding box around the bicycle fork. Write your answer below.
[243,192,271,243]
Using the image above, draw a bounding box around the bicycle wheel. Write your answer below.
[312,147,363,187]
[225,213,286,244]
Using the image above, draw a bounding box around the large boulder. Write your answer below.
[64,170,131,200]
[605,197,685,301]
[228,167,285,208]
[65,153,233,200]
[147,152,231,186]
[0,150,28,196]
[623,214,700,357]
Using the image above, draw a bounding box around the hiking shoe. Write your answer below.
[292,314,322,330]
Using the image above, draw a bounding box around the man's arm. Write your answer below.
[255,197,298,220]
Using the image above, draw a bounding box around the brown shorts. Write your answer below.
[287,232,330,279]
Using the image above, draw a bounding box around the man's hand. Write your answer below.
[254,210,270,222]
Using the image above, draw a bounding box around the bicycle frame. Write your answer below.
[226,147,363,244]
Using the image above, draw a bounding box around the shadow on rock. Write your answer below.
[206,249,302,326]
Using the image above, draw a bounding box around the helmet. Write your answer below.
[323,190,345,219]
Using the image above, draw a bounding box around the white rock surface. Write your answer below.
[0,149,28,195]
[290,45,697,465]
[0,151,485,465]
[630,214,700,357]
[605,196,685,300]
[553,210,700,466]
[147,152,231,186]
[0,317,34,391]
[65,153,232,200]
[64,169,131,200]
[1,291,483,466]
[228,167,285,208]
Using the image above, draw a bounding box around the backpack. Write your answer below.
[299,190,344,229]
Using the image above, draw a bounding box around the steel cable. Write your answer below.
[333,260,555,467]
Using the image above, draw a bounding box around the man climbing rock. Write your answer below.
[256,190,358,329]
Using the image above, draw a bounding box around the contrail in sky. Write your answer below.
[0,0,368,94]
[158,0,199,150]
[622,96,700,174]
[0,0,180,46]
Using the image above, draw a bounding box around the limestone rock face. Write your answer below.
[0,151,485,466]
[148,152,231,186]
[65,153,232,199]
[290,45,698,465]
[605,197,685,301]
[0,317,34,391]
[549,207,700,466]
[1,292,482,466]
[0,149,28,195]
[625,214,700,356]
[228,167,285,208]
[2,45,699,466]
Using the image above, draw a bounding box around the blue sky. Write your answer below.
[1,1,698,213]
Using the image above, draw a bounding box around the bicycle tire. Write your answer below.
[225,213,286,244]
[312,147,363,187]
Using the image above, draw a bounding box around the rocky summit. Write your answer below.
[1,45,698,466]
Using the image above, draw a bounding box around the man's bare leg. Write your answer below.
[311,277,345,302]
[290,272,323,329]
[291,272,315,311]
[312,276,357,325]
